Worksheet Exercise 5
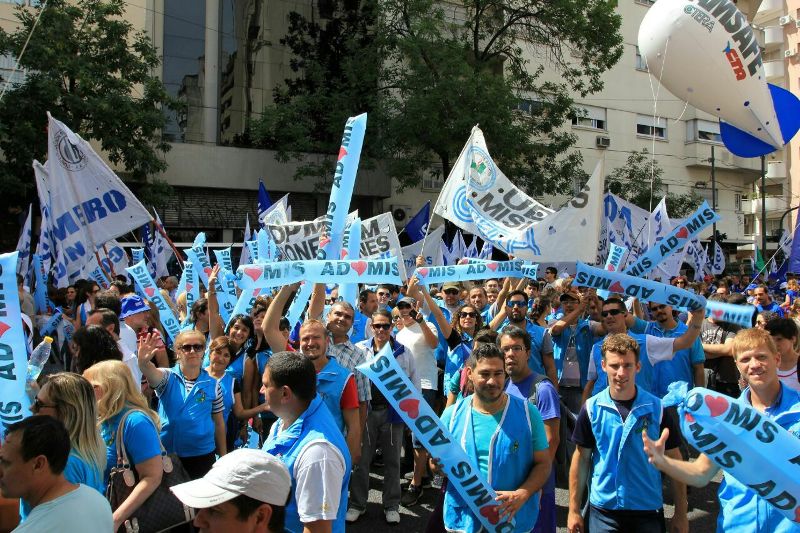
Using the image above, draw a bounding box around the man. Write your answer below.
[438,343,551,532]
[484,278,500,293]
[376,285,394,310]
[643,328,800,532]
[163,275,179,302]
[348,309,417,524]
[543,267,558,289]
[754,284,785,317]
[569,334,687,533]
[700,293,743,398]
[583,298,705,402]
[264,284,361,464]
[17,274,34,318]
[491,290,557,386]
[172,449,290,533]
[486,287,499,306]
[353,288,378,344]
[86,308,143,385]
[436,281,463,320]
[468,286,492,324]
[764,318,800,392]
[0,416,113,532]
[94,289,138,354]
[262,351,351,533]
[501,326,561,533]
[642,302,706,397]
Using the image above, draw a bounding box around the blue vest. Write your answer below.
[317,358,352,433]
[350,310,369,345]
[551,319,596,386]
[216,371,235,422]
[263,395,351,533]
[586,387,664,511]
[717,385,800,533]
[444,331,473,390]
[444,394,540,532]
[158,366,218,456]
[646,321,704,397]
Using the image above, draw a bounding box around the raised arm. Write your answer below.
[673,307,705,352]
[550,292,588,336]
[642,428,720,487]
[207,265,226,339]
[307,283,327,321]
[137,332,167,387]
[417,278,453,339]
[263,283,300,352]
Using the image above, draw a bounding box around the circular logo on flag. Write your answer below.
[53,131,87,171]
[467,146,496,192]
[452,186,474,223]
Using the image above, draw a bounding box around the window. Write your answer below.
[0,54,26,88]
[744,215,755,236]
[423,165,445,191]
[734,193,743,212]
[517,99,544,116]
[635,0,656,5]
[635,47,648,71]
[571,105,607,131]
[686,119,722,143]
[636,115,667,140]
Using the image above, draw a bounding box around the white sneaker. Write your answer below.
[385,509,401,524]
[346,508,365,523]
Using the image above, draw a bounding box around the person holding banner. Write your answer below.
[642,328,800,533]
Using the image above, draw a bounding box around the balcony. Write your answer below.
[742,195,790,218]
[764,59,785,80]
[764,26,784,48]
[684,142,762,173]
[754,0,784,25]
[766,160,787,183]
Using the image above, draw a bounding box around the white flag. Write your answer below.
[402,225,445,274]
[779,229,793,256]
[43,114,153,282]
[150,213,172,278]
[710,241,726,275]
[33,161,56,272]
[15,204,33,286]
[239,214,252,268]
[259,193,290,227]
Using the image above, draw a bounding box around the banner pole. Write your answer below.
[94,250,114,282]
[153,217,185,268]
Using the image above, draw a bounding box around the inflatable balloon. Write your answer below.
[638,0,800,157]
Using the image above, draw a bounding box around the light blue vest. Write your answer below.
[646,321,704,397]
[158,365,218,456]
[216,371,235,422]
[444,394,540,532]
[350,310,369,345]
[444,331,473,390]
[317,358,352,433]
[551,318,596,387]
[587,387,664,511]
[263,395,352,533]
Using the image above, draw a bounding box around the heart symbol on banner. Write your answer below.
[609,281,625,293]
[244,267,262,282]
[794,506,800,523]
[676,227,689,239]
[0,321,9,339]
[144,287,155,298]
[705,395,729,417]
[338,146,348,161]
[203,267,212,278]
[479,505,500,525]
[608,265,616,272]
[399,398,420,419]
[417,268,429,277]
[319,237,331,249]
[340,250,348,259]
[252,289,260,297]
[352,261,367,276]
[712,309,724,319]
[185,283,193,293]
[487,262,498,271]
[684,412,695,423]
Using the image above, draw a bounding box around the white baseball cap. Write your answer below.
[170,449,291,508]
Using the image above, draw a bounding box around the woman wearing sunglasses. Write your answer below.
[138,330,227,479]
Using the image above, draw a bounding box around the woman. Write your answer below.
[83,361,163,532]
[21,373,106,520]
[138,330,227,479]
[188,297,211,341]
[784,279,800,309]
[207,266,256,383]
[206,336,268,450]
[75,281,101,327]
[529,297,552,327]
[71,324,123,374]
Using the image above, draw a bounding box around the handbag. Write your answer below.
[106,409,195,533]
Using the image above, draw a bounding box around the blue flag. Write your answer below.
[789,213,800,274]
[403,201,430,242]
[258,179,273,222]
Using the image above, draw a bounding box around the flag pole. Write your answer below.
[152,214,185,268]
[94,250,114,282]
[101,244,118,278]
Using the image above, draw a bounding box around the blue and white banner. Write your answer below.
[214,248,234,273]
[185,245,213,289]
[574,262,706,311]
[317,114,367,260]
[404,201,430,242]
[257,229,277,263]
[33,161,56,272]
[0,252,32,436]
[463,258,538,279]
[245,241,259,265]
[215,268,238,324]
[31,254,51,315]
[478,241,493,260]
[148,213,172,279]
[257,179,273,222]
[40,308,64,337]
[240,214,253,269]
[237,257,402,290]
[357,344,514,532]
[132,248,145,267]
[177,261,199,326]
[339,218,362,305]
[705,300,756,328]
[126,260,181,345]
[597,243,627,299]
[230,287,261,326]
[413,260,527,287]
[401,226,445,274]
[15,204,32,287]
[87,266,110,289]
[285,281,313,327]
[710,241,726,276]
[260,193,291,228]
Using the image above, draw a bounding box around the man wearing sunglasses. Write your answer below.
[582,298,706,404]
[348,310,418,525]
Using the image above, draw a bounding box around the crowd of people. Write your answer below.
[4,258,800,533]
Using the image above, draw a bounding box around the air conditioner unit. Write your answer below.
[694,181,707,189]
[779,15,794,26]
[786,49,798,58]
[596,135,611,149]
[391,205,412,223]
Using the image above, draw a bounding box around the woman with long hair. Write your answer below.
[207,266,256,383]
[75,281,101,327]
[83,360,163,532]
[529,297,552,327]
[71,324,123,374]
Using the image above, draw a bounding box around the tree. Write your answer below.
[606,149,702,217]
[253,0,623,196]
[0,0,177,210]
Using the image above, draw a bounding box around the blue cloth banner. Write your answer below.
[285,281,313,328]
[40,308,63,336]
[339,218,361,305]
[574,262,706,311]
[404,201,430,242]
[705,300,756,328]
[624,201,720,278]
[413,260,526,286]
[88,266,109,289]
[185,246,212,289]
[0,252,32,436]
[790,211,800,275]
[317,113,367,260]
[126,260,181,345]
[31,254,50,314]
[357,344,514,532]
[258,179,273,223]
[237,257,402,290]
[598,243,628,299]
[214,248,233,273]
[663,383,800,523]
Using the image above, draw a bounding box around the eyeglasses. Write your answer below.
[601,309,624,317]
[502,345,525,353]
[377,292,390,298]
[443,289,460,295]
[178,343,205,353]
[372,323,391,330]
[649,304,668,312]
[392,316,402,322]
[32,397,57,411]
[459,311,478,319]
[507,300,527,308]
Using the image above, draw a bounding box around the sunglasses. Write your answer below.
[392,316,402,321]
[396,303,412,310]
[32,397,57,411]
[601,309,624,317]
[460,311,478,318]
[443,289,460,295]
[649,304,668,312]
[178,343,205,353]
[372,323,391,330]
[507,300,527,308]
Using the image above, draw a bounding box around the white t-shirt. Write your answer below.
[294,441,346,525]
[13,484,113,532]
[119,324,138,354]
[777,367,800,392]
[396,321,438,391]
[118,339,143,386]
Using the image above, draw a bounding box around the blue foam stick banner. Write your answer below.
[705,300,757,328]
[317,113,367,260]
[40,308,63,336]
[463,257,538,278]
[257,229,272,263]
[357,344,514,532]
[574,262,706,311]
[598,243,628,300]
[663,383,800,522]
[624,201,720,278]
[215,268,238,324]
[245,240,259,264]
[126,260,181,345]
[230,287,262,327]
[185,246,212,289]
[214,248,233,273]
[237,257,402,289]
[413,260,527,286]
[88,266,109,289]
[285,281,313,327]
[132,248,145,266]
[176,260,199,326]
[32,254,49,314]
[0,252,31,435]
[339,218,361,305]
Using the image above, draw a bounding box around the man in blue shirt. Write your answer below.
[754,285,785,318]
[643,327,800,533]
